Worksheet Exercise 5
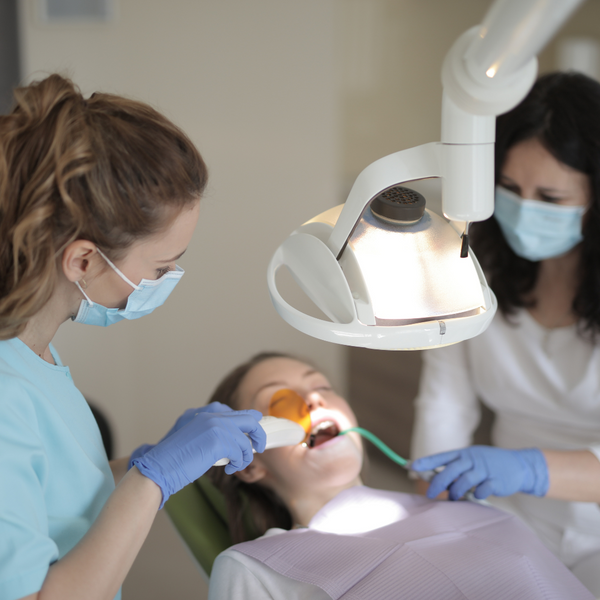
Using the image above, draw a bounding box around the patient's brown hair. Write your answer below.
[206,352,295,544]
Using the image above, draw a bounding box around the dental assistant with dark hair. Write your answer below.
[0,74,266,600]
[411,72,600,595]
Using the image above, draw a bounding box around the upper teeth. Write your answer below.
[310,420,336,435]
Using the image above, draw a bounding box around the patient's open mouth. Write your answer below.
[308,420,340,448]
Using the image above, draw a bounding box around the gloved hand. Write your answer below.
[411,445,549,501]
[132,408,266,508]
[128,402,234,469]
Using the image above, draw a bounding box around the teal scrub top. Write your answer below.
[0,338,120,600]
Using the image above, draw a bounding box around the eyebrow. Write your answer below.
[158,249,187,264]
[499,176,567,194]
[252,369,319,401]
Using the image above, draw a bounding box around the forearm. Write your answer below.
[38,467,161,600]
[544,449,600,502]
[109,457,130,486]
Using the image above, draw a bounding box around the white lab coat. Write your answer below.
[411,308,600,594]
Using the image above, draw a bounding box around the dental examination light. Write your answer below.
[267,0,583,350]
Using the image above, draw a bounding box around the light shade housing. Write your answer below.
[267,185,497,351]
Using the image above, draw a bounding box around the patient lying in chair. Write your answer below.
[206,352,593,600]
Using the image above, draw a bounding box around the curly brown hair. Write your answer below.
[0,74,207,339]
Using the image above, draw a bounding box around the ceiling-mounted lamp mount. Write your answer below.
[267,0,584,351]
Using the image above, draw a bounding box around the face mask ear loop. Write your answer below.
[95,247,141,291]
[75,281,94,307]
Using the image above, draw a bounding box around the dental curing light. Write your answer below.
[267,0,583,350]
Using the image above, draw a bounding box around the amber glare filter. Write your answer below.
[268,389,311,436]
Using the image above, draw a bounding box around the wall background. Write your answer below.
[15,0,600,598]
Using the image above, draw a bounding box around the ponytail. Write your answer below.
[0,74,207,339]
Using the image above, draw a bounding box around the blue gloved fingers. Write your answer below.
[217,411,266,472]
[161,403,236,444]
[446,466,488,500]
[199,402,234,414]
[418,445,549,502]
[411,450,462,472]
[215,416,258,468]
[231,427,255,468]
[224,409,267,453]
[221,439,246,474]
[174,408,264,455]
[426,455,474,499]
[224,462,242,475]
[473,480,495,499]
[223,444,254,475]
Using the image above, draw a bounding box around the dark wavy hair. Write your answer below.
[470,71,600,340]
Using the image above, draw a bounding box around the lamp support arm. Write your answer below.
[327,142,441,259]
[465,0,584,82]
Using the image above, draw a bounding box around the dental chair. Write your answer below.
[164,476,258,580]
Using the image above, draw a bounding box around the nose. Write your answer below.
[305,391,326,412]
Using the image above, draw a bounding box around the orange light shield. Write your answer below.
[268,389,311,437]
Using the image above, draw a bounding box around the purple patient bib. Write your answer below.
[232,487,593,600]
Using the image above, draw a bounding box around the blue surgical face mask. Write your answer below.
[72,248,184,326]
[494,186,586,262]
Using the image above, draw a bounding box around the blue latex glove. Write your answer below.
[411,445,549,501]
[128,402,234,469]
[132,408,266,508]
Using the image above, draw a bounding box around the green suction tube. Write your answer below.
[339,427,409,468]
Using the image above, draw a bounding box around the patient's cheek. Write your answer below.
[261,446,297,470]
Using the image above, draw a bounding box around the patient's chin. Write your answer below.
[307,439,363,487]
[260,434,363,494]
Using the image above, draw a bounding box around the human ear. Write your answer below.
[234,457,268,484]
[61,240,98,283]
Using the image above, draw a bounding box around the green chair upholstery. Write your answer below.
[164,476,258,578]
